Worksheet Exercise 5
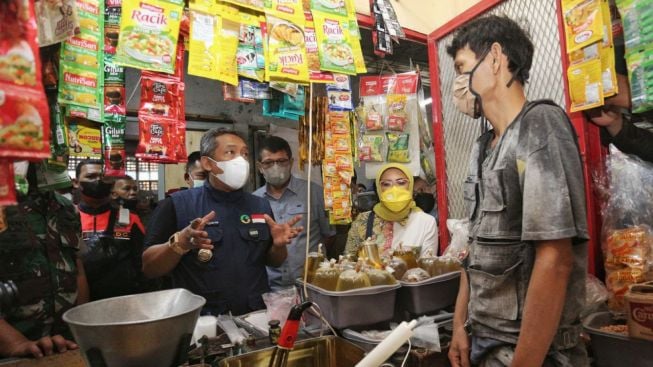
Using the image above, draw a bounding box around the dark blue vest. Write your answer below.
[171,184,273,316]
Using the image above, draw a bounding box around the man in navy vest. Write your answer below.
[142,129,302,316]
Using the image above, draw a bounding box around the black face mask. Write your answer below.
[80,180,113,199]
[414,192,436,213]
[116,198,138,211]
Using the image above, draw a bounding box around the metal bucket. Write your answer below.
[63,288,205,367]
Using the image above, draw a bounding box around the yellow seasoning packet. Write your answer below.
[568,42,599,65]
[305,15,334,83]
[116,0,184,74]
[600,0,613,47]
[265,0,304,19]
[568,58,604,112]
[313,12,356,75]
[188,9,220,79]
[562,0,604,53]
[266,14,309,83]
[214,4,241,86]
[600,45,618,97]
[223,0,265,12]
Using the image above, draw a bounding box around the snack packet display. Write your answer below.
[386,94,408,131]
[359,134,384,162]
[386,132,410,163]
[116,0,184,74]
[313,12,356,75]
[140,74,184,118]
[329,111,350,134]
[102,117,126,176]
[327,90,354,111]
[215,5,241,85]
[568,58,604,112]
[562,0,604,52]
[599,45,618,97]
[266,14,309,83]
[223,0,264,12]
[35,0,78,47]
[0,86,51,160]
[66,117,102,158]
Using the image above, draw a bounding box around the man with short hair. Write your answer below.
[142,129,303,316]
[184,151,206,188]
[74,160,148,301]
[110,175,139,211]
[253,136,335,291]
[446,16,589,367]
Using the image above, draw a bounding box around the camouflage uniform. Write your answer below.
[0,191,81,341]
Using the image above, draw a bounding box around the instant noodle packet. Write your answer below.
[266,14,309,83]
[116,0,184,74]
[568,58,604,112]
[562,0,604,52]
[313,12,356,75]
[386,132,410,163]
[35,0,78,47]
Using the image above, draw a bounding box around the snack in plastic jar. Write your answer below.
[0,85,51,159]
[386,94,408,131]
[136,115,175,160]
[358,134,384,162]
[386,132,410,163]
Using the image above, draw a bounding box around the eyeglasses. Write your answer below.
[259,158,290,168]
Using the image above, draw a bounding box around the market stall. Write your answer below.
[2,0,652,366]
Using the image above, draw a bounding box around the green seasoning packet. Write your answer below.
[386,132,410,163]
[309,0,347,17]
[115,0,184,74]
[58,0,104,122]
[313,11,356,75]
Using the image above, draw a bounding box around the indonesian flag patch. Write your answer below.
[251,214,266,224]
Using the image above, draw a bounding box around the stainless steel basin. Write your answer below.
[218,336,366,367]
[63,288,205,367]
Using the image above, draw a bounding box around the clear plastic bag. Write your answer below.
[444,219,470,262]
[262,287,297,327]
[597,148,653,316]
[582,273,609,318]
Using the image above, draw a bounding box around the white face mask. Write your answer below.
[192,179,205,188]
[208,156,250,190]
[262,164,291,187]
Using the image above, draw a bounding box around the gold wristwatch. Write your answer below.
[168,232,190,255]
